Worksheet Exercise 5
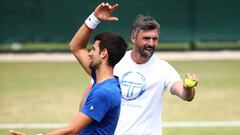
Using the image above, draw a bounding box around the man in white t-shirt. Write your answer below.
[79,2,199,135]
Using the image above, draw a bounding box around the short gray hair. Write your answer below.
[131,15,160,38]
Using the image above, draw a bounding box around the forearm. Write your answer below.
[69,11,102,75]
[182,86,195,101]
[45,112,92,135]
[44,125,76,135]
[69,24,92,52]
[171,81,196,102]
[70,1,118,54]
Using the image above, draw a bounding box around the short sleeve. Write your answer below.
[165,64,182,90]
[81,88,111,122]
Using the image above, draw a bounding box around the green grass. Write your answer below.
[163,60,240,121]
[1,41,240,52]
[0,129,52,135]
[0,62,90,123]
[0,42,70,52]
[0,42,190,52]
[0,60,240,134]
[163,127,240,135]
[196,41,240,49]
[1,127,240,135]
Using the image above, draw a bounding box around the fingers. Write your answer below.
[95,3,119,21]
[98,2,118,11]
[99,2,110,8]
[186,73,199,86]
[112,4,119,10]
[186,73,197,80]
[9,130,26,135]
[107,16,119,21]
[100,2,117,9]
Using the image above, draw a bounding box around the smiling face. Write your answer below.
[88,40,102,70]
[131,28,159,59]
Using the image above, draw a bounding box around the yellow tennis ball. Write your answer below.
[184,77,196,88]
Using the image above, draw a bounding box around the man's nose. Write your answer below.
[88,50,93,57]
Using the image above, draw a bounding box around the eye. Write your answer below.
[153,37,158,41]
[143,37,151,41]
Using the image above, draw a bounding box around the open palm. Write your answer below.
[94,3,119,21]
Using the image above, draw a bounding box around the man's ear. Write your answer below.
[101,49,108,58]
[131,35,136,44]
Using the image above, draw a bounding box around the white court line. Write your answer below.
[1,121,240,129]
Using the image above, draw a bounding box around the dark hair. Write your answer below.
[94,32,128,67]
[131,15,160,38]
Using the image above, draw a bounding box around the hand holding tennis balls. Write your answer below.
[184,73,198,88]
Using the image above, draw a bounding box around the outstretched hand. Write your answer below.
[94,2,119,21]
[9,130,26,135]
[185,73,199,87]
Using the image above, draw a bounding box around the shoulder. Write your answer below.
[148,55,179,75]
[87,87,112,106]
[91,87,109,98]
[91,84,120,107]
[117,50,131,63]
[151,55,172,67]
[92,80,120,99]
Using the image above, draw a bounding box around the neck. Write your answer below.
[95,65,114,83]
[131,50,150,64]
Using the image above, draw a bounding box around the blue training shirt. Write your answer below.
[78,70,121,135]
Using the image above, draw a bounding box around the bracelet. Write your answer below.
[85,12,101,29]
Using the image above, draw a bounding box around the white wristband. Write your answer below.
[85,12,101,29]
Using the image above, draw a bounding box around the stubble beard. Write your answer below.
[89,61,101,70]
[138,44,155,59]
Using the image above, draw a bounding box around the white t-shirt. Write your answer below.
[114,51,181,135]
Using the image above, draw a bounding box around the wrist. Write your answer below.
[85,12,101,29]
[184,85,194,90]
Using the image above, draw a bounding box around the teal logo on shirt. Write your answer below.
[120,71,146,100]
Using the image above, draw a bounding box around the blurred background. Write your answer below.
[1,0,240,51]
[0,0,240,135]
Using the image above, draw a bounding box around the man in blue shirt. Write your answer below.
[10,3,127,135]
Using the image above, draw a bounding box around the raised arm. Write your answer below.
[9,3,120,135]
[69,23,92,75]
[69,2,119,75]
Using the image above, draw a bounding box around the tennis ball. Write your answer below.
[184,77,196,88]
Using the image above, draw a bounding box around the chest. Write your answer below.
[115,65,169,101]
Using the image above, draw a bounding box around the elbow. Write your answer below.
[68,43,81,56]
[67,125,81,135]
[70,130,80,135]
[72,128,81,135]
[68,43,76,52]
[183,95,194,102]
[185,98,193,102]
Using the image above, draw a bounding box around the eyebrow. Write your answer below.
[142,36,158,39]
